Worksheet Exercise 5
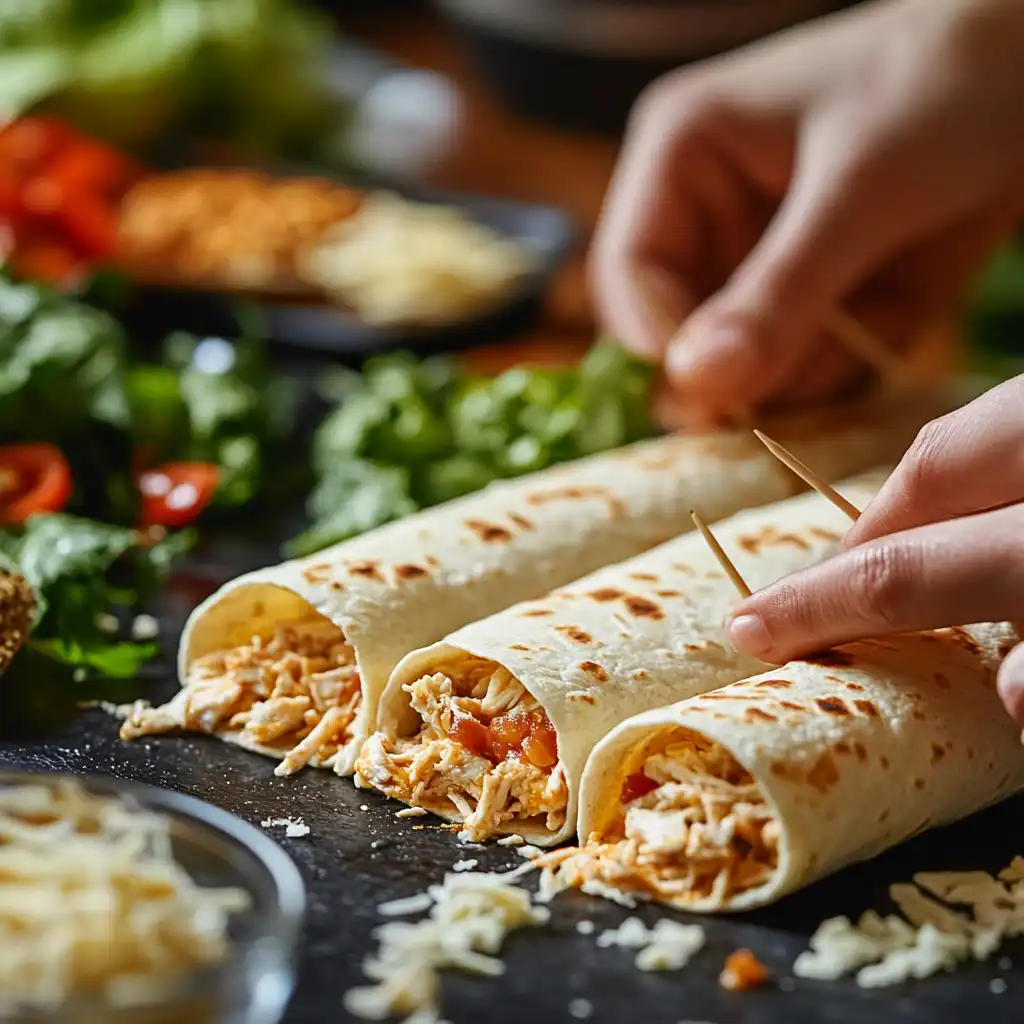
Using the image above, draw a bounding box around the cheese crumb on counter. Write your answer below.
[344,871,550,1024]
[261,816,311,839]
[568,997,594,1019]
[396,807,428,819]
[497,834,526,848]
[597,917,706,972]
[453,859,479,873]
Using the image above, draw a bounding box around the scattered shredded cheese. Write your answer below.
[0,780,248,1010]
[397,807,428,819]
[261,816,311,839]
[516,845,543,860]
[575,920,595,936]
[344,871,549,1024]
[497,834,526,848]
[453,859,479,873]
[597,917,706,972]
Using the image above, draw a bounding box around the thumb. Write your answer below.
[666,121,923,408]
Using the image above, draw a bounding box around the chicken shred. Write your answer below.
[118,622,361,776]
[538,732,778,906]
[356,659,567,841]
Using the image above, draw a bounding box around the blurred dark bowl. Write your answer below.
[440,0,855,135]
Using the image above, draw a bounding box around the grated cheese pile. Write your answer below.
[300,192,537,327]
[596,916,706,972]
[0,780,249,1011]
[345,869,548,1024]
[794,856,1024,986]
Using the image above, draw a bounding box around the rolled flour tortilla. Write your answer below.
[360,473,886,844]
[543,622,1024,911]
[117,385,942,778]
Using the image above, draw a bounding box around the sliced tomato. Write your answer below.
[56,193,119,258]
[0,444,73,522]
[0,118,73,178]
[48,141,139,198]
[137,462,220,528]
[10,241,85,286]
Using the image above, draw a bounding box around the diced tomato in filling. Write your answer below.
[620,771,659,805]
[446,703,559,768]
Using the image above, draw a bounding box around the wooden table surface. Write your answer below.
[347,7,955,379]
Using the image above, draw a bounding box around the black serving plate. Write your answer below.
[3,521,1024,1023]
[120,186,576,361]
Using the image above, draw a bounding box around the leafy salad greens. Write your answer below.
[0,270,295,691]
[288,342,657,556]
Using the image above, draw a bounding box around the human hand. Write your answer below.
[725,375,1024,723]
[591,0,1024,426]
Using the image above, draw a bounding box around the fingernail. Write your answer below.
[727,612,772,658]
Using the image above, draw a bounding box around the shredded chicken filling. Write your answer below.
[119,622,361,777]
[541,732,779,904]
[357,660,567,841]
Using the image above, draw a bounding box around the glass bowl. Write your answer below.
[0,770,305,1024]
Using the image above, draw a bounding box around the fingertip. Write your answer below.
[726,610,783,663]
[997,642,1024,726]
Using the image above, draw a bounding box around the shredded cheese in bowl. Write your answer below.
[0,775,303,1021]
[299,192,538,327]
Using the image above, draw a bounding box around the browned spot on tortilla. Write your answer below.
[567,692,596,705]
[466,519,513,543]
[803,649,857,668]
[756,679,792,690]
[880,756,890,770]
[348,560,383,582]
[809,526,842,542]
[815,696,849,716]
[655,589,681,598]
[744,708,776,724]
[853,699,879,718]
[329,581,345,593]
[844,682,865,693]
[301,563,331,584]
[835,742,851,755]
[914,778,925,790]
[507,512,534,531]
[878,808,890,823]
[588,588,624,603]
[685,644,703,652]
[579,661,609,682]
[395,563,428,581]
[737,526,811,554]
[806,752,840,793]
[999,637,1018,657]
[629,572,659,583]
[556,625,592,645]
[930,743,946,764]
[525,485,626,518]
[703,570,724,580]
[699,692,750,701]
[770,761,802,782]
[779,701,806,712]
[945,626,981,654]
[630,669,650,681]
[521,609,552,618]
[670,563,696,576]
[705,641,725,652]
[508,644,530,652]
[424,555,439,567]
[853,743,867,761]
[624,595,663,620]
[912,710,926,721]
[932,672,950,690]
[967,747,975,760]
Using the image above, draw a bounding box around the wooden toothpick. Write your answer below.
[827,310,911,383]
[753,430,862,521]
[690,511,751,598]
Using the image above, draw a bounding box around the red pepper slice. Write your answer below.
[0,444,73,522]
[0,118,73,179]
[137,462,220,528]
[620,771,659,805]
